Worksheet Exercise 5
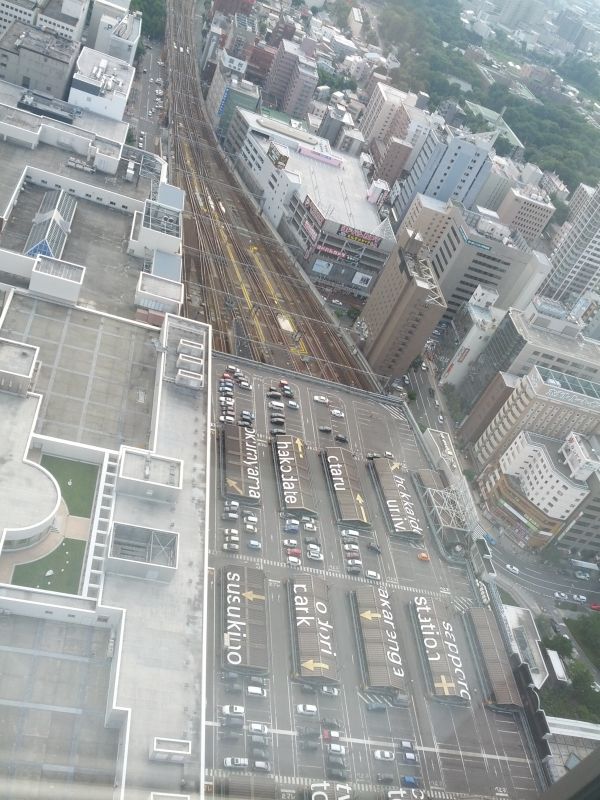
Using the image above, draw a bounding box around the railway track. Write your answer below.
[164,0,379,391]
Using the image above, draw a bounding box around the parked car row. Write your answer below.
[222,501,262,552]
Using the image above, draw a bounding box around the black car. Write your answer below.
[347,566,361,575]
[270,428,287,436]
[326,768,347,780]
[298,727,320,739]
[219,731,243,741]
[249,734,269,746]
[221,716,244,728]
[376,773,394,784]
[326,755,346,768]
[305,537,321,546]
[321,718,341,729]
[250,747,268,759]
[367,542,382,554]
[221,671,240,681]
[270,418,285,426]
[318,426,332,433]
[299,740,320,751]
[334,434,348,443]
[300,683,317,694]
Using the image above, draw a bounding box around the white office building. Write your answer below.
[390,127,495,225]
[68,48,134,120]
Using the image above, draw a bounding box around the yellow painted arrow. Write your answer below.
[355,494,367,522]
[390,461,402,471]
[360,610,381,621]
[295,437,304,458]
[302,659,329,671]
[242,590,265,602]
[226,478,242,494]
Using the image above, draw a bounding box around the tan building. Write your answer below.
[397,194,454,252]
[357,239,446,378]
[360,82,414,143]
[459,372,517,445]
[496,185,555,242]
[474,366,600,468]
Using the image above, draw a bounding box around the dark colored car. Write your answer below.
[299,740,319,751]
[321,718,341,729]
[326,768,347,780]
[367,541,382,553]
[334,434,348,443]
[376,774,395,784]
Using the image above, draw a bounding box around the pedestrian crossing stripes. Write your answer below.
[205,768,401,793]
[211,552,446,597]
[452,596,475,613]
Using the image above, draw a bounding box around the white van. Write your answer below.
[247,685,267,698]
[268,400,285,410]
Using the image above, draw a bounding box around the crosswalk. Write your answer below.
[358,689,398,708]
[212,552,448,596]
[205,768,469,798]
[205,768,399,793]
[452,595,475,613]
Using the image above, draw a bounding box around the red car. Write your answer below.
[590,603,600,612]
[287,547,301,558]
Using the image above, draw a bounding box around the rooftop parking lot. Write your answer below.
[203,358,542,799]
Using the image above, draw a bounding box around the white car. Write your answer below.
[304,521,317,531]
[223,528,238,536]
[288,400,299,409]
[288,556,301,566]
[343,543,360,552]
[245,524,258,534]
[327,743,346,755]
[223,757,248,769]
[306,551,324,562]
[554,591,568,601]
[366,570,381,581]
[244,514,258,524]
[505,564,520,575]
[321,685,339,696]
[374,749,395,761]
[313,395,329,404]
[222,542,239,552]
[248,722,270,735]
[283,539,298,547]
[296,704,317,715]
[437,414,444,424]
[222,705,244,717]
[573,594,587,603]
[331,408,345,418]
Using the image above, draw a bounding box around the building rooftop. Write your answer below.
[1,20,79,63]
[465,100,524,148]
[0,79,128,145]
[0,393,59,540]
[73,48,134,97]
[0,337,36,377]
[503,605,548,689]
[40,0,79,25]
[517,431,588,486]
[109,12,142,43]
[511,309,600,367]
[458,203,531,252]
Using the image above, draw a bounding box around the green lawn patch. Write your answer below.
[40,455,98,517]
[12,538,86,595]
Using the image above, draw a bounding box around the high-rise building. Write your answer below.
[457,297,600,411]
[205,50,260,141]
[540,183,600,306]
[496,185,555,243]
[390,127,495,225]
[263,39,318,119]
[428,203,550,319]
[359,82,416,143]
[474,366,600,467]
[357,239,446,378]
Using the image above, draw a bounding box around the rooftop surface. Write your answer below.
[1,21,79,62]
[511,309,600,366]
[0,183,150,318]
[516,431,588,486]
[121,449,182,486]
[0,80,128,145]
[40,0,79,25]
[0,292,157,449]
[0,613,118,799]
[101,315,210,794]
[0,337,36,376]
[0,393,58,538]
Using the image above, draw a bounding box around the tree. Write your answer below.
[570,660,593,694]
[567,614,600,669]
[406,390,417,403]
[494,134,512,157]
[542,634,573,659]
[462,468,476,485]
[550,195,569,226]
